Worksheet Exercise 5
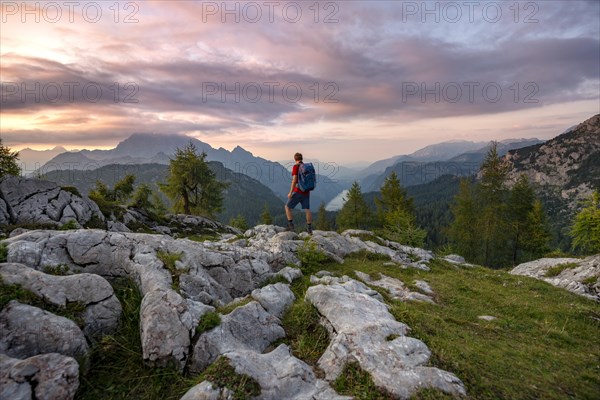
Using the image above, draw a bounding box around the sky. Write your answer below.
[1,0,599,164]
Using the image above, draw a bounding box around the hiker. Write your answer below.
[285,152,316,233]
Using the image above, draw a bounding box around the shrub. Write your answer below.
[61,186,81,197]
[59,219,78,230]
[0,243,7,262]
[296,240,332,274]
[196,311,221,334]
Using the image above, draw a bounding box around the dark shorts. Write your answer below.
[286,192,310,210]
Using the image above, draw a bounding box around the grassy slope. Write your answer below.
[306,255,600,400]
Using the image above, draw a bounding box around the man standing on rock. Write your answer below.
[285,153,313,234]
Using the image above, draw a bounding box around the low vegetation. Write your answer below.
[199,357,261,399]
[156,250,186,292]
[195,311,221,335]
[544,262,580,277]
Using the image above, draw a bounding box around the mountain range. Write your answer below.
[35,134,345,208]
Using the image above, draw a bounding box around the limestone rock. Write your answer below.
[140,289,195,370]
[0,263,121,341]
[306,279,466,399]
[190,301,285,373]
[0,301,88,360]
[0,352,79,400]
[355,271,435,303]
[251,283,295,318]
[180,381,233,400]
[223,345,352,400]
[0,176,104,228]
[511,256,599,300]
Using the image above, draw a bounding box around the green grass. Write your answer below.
[43,264,71,276]
[318,257,600,400]
[0,242,7,262]
[156,250,187,292]
[76,278,190,400]
[544,262,580,277]
[61,185,82,197]
[196,311,221,334]
[0,276,86,327]
[582,276,598,285]
[333,362,393,399]
[216,298,253,315]
[199,356,260,399]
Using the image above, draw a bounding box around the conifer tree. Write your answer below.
[508,174,536,264]
[478,142,510,267]
[448,178,480,262]
[571,190,600,254]
[260,203,273,225]
[336,182,371,230]
[375,171,413,225]
[0,138,20,178]
[160,142,227,217]
[522,200,551,258]
[315,202,331,231]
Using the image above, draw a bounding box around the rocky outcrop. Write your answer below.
[306,277,466,399]
[0,301,89,360]
[0,263,121,341]
[511,255,599,301]
[355,271,435,303]
[189,301,286,373]
[0,352,79,400]
[0,176,104,229]
[2,224,465,398]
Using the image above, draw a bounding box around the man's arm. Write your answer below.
[288,175,298,198]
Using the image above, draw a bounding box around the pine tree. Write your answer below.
[448,178,480,262]
[159,142,227,217]
[129,184,153,211]
[375,171,413,226]
[336,182,371,230]
[0,138,20,178]
[571,191,600,254]
[260,203,273,225]
[508,174,536,265]
[229,214,249,231]
[113,174,136,203]
[522,200,551,259]
[375,171,424,246]
[315,202,331,231]
[478,142,510,267]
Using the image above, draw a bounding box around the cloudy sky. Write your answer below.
[1,0,599,164]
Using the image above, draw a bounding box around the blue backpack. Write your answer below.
[297,162,317,192]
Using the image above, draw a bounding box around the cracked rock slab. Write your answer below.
[355,271,435,304]
[0,301,89,361]
[306,279,466,399]
[0,352,80,400]
[0,263,122,341]
[222,345,352,400]
[251,283,295,318]
[190,301,285,373]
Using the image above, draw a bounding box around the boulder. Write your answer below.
[0,301,88,360]
[306,279,466,399]
[223,345,352,400]
[0,176,104,228]
[190,301,285,373]
[251,283,295,318]
[0,263,121,341]
[355,271,435,303]
[0,352,79,400]
[511,256,599,300]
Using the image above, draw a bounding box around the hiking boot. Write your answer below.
[306,225,313,235]
[285,222,295,232]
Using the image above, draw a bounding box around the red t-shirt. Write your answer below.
[292,164,309,195]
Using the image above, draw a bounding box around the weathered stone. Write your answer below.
[0,176,104,227]
[224,345,352,400]
[0,301,88,360]
[180,381,233,400]
[251,283,295,318]
[190,301,285,373]
[275,266,303,283]
[478,315,497,321]
[306,279,466,399]
[355,271,435,303]
[140,289,194,370]
[511,256,599,300]
[0,353,79,400]
[0,263,121,340]
[444,254,466,264]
